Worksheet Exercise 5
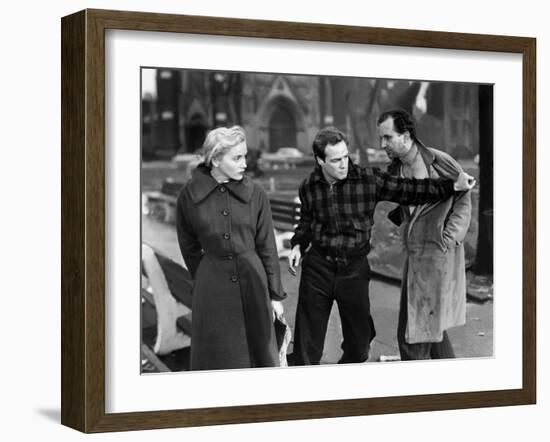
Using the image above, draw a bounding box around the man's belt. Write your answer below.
[310,243,369,265]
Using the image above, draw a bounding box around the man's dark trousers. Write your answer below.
[292,248,376,365]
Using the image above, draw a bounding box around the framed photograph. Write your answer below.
[61,8,536,433]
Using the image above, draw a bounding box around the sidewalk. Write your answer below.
[280,266,493,364]
[142,215,493,370]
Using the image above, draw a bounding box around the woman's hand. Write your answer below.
[271,300,284,320]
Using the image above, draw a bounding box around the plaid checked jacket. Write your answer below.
[290,160,455,259]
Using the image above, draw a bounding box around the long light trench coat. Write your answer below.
[388,144,472,343]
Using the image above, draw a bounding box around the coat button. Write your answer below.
[230,275,238,283]
[219,186,226,193]
[223,233,230,240]
[227,254,234,260]
[221,210,229,216]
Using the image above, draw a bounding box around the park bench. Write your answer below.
[141,243,193,369]
[143,179,180,223]
[143,179,301,257]
[268,198,300,258]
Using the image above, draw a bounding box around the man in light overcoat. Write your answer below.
[378,109,472,360]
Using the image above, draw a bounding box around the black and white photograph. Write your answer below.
[4,0,543,439]
[140,68,494,373]
[1,0,545,437]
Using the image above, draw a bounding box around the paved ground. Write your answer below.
[142,215,493,369]
[279,261,493,363]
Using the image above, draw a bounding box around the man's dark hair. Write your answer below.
[312,126,348,161]
[377,109,418,142]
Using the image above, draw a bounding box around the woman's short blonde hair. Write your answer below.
[201,125,246,168]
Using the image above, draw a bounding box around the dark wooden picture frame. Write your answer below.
[61,8,536,433]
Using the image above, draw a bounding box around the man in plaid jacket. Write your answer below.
[288,126,475,365]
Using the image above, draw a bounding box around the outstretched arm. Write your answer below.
[375,169,475,205]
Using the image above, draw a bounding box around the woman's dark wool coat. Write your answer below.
[176,165,286,370]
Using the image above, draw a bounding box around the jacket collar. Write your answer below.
[187,164,254,204]
[310,158,361,184]
[387,140,434,174]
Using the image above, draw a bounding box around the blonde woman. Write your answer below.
[176,126,286,370]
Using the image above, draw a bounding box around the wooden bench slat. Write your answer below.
[269,199,300,207]
[161,181,184,197]
[272,212,299,220]
[146,191,177,204]
[272,210,298,216]
[272,216,299,225]
[271,209,300,217]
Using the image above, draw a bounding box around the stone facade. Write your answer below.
[143,69,481,163]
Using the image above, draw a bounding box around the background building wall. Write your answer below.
[143,70,481,163]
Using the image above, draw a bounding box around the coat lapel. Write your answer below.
[225,177,254,203]
[187,164,254,204]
